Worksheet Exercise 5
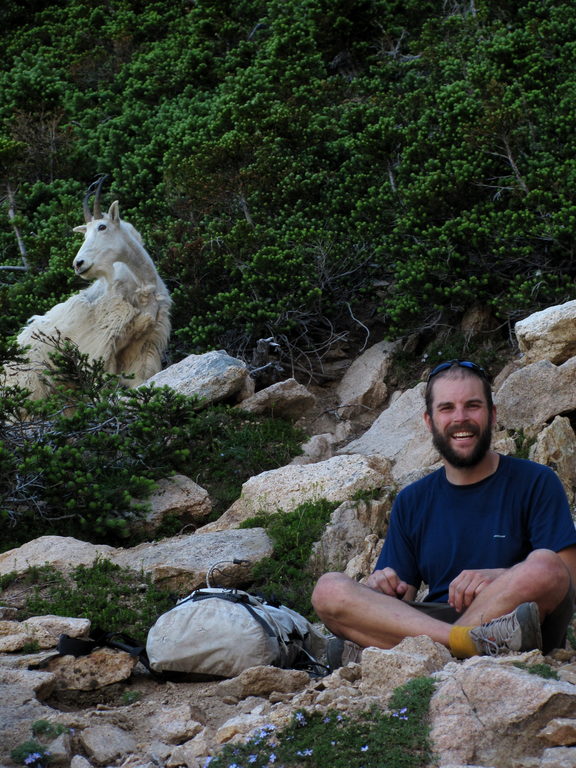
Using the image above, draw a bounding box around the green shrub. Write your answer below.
[240,499,338,617]
[0,337,304,551]
[2,0,576,365]
[16,558,173,643]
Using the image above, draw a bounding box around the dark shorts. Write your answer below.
[408,585,576,655]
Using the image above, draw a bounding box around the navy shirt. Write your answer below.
[375,454,576,602]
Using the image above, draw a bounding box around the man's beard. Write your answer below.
[430,416,493,468]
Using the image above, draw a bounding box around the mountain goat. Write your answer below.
[5,180,172,398]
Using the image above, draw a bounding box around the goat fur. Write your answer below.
[5,200,172,398]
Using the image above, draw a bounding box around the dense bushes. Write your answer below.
[0,339,304,552]
[1,0,575,367]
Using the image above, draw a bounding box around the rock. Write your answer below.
[430,658,576,767]
[216,666,309,700]
[197,454,392,532]
[343,533,384,581]
[144,350,249,404]
[0,537,114,578]
[0,667,56,758]
[290,433,336,465]
[110,528,273,590]
[215,713,269,744]
[80,724,137,764]
[140,474,212,535]
[338,383,440,481]
[70,756,93,768]
[46,732,72,764]
[540,747,576,766]
[360,635,452,698]
[167,728,215,768]
[539,717,576,746]
[529,416,576,505]
[515,300,576,364]
[495,358,576,430]
[150,704,203,744]
[46,647,138,690]
[237,378,316,419]
[0,615,89,653]
[335,341,396,419]
[22,616,91,649]
[309,496,392,572]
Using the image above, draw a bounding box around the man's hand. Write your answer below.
[365,568,411,599]
[449,568,506,613]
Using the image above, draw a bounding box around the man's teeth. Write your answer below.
[453,432,474,438]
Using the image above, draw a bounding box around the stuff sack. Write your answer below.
[146,587,327,678]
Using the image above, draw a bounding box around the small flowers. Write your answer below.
[361,745,369,752]
[296,748,313,757]
[391,707,409,721]
[23,752,49,768]
[295,711,307,727]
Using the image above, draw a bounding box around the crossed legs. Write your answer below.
[311,549,573,653]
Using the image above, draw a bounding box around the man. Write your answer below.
[312,360,576,665]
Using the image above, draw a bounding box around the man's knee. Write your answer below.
[516,549,571,606]
[312,572,353,620]
[526,549,569,584]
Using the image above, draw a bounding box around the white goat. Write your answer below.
[5,185,172,398]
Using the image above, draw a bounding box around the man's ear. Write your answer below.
[423,411,432,433]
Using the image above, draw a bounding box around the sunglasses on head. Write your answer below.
[426,359,490,383]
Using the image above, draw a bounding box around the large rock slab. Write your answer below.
[335,340,396,419]
[495,358,576,430]
[110,528,273,590]
[338,383,440,480]
[0,536,114,577]
[0,667,56,758]
[515,300,576,364]
[145,350,250,404]
[237,378,316,420]
[198,454,392,532]
[139,474,212,536]
[430,657,576,767]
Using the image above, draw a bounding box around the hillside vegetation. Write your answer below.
[1,0,574,373]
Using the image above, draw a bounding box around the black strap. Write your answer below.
[57,629,160,678]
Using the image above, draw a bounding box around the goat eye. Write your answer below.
[97,223,107,231]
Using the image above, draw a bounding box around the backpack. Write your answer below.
[145,587,328,679]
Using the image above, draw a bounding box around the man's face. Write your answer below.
[424,373,494,469]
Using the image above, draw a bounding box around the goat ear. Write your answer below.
[108,200,120,221]
[73,225,87,234]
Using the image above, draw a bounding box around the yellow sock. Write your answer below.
[449,625,478,659]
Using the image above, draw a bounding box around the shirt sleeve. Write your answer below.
[374,491,422,589]
[525,464,576,551]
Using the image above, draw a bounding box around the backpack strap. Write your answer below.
[57,628,161,678]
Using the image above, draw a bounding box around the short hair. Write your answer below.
[425,361,493,415]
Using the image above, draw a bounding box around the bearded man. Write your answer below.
[312,360,576,666]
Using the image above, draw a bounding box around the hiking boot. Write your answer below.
[469,602,542,656]
[326,636,363,670]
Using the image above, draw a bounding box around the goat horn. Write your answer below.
[92,174,108,219]
[82,188,92,223]
[82,174,109,222]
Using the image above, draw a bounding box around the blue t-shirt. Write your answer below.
[375,454,576,602]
